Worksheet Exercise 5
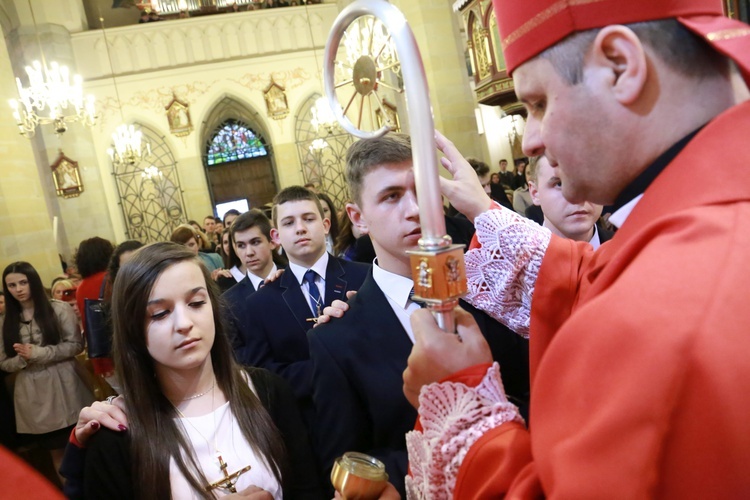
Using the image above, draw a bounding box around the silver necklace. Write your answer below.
[172,383,252,493]
[180,378,216,401]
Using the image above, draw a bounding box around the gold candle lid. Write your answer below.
[331,452,389,500]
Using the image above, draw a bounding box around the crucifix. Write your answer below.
[206,454,252,494]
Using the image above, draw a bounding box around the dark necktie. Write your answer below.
[304,269,323,316]
[258,280,264,288]
[409,287,427,309]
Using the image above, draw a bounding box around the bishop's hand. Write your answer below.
[435,130,494,222]
[403,307,493,409]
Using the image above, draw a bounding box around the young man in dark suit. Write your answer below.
[308,134,529,497]
[234,187,369,425]
[222,209,281,350]
[527,155,613,249]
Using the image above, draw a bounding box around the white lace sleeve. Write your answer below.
[464,207,551,338]
[405,363,524,500]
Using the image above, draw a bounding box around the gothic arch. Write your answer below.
[199,96,278,210]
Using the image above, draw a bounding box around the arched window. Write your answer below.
[206,120,268,166]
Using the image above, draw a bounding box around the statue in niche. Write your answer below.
[51,151,84,199]
[166,95,193,137]
[264,80,290,120]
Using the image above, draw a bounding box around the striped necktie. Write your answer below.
[304,269,323,316]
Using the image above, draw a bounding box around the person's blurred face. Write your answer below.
[203,217,216,234]
[184,237,200,255]
[233,226,276,277]
[119,250,136,267]
[529,157,602,242]
[0,294,5,314]
[5,273,31,305]
[321,201,332,222]
[221,232,231,256]
[271,199,329,267]
[500,160,509,172]
[491,173,501,185]
[52,284,70,301]
[479,173,492,195]
[224,213,238,228]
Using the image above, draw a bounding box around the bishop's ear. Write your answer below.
[590,25,648,106]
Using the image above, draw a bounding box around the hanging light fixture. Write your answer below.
[8,2,97,138]
[310,97,338,134]
[100,17,151,168]
[108,124,152,166]
[141,165,163,180]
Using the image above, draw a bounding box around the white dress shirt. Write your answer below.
[288,252,329,315]
[371,260,422,344]
[247,263,278,291]
[589,225,602,250]
[609,194,643,229]
[229,265,245,283]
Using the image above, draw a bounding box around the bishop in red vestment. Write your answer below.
[403,0,750,498]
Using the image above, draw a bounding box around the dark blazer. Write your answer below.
[221,275,257,352]
[308,271,530,497]
[235,256,370,407]
[68,368,325,500]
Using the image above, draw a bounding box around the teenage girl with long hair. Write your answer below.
[0,261,94,479]
[81,242,321,499]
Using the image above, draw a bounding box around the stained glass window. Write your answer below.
[206,121,267,166]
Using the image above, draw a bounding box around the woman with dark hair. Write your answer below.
[79,242,321,499]
[0,262,94,478]
[170,224,227,280]
[316,192,339,255]
[216,229,243,292]
[75,237,115,378]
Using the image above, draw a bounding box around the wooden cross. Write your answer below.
[206,454,252,494]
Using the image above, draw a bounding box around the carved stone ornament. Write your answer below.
[263,80,290,120]
[51,150,83,198]
[165,95,193,137]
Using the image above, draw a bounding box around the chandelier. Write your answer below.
[308,138,329,153]
[8,3,97,138]
[310,97,338,134]
[141,165,163,180]
[107,124,152,166]
[101,18,151,168]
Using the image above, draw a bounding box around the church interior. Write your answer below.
[0,0,535,285]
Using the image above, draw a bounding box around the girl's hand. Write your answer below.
[74,396,129,446]
[13,343,33,360]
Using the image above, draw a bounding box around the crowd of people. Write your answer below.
[3,0,750,496]
[137,0,322,24]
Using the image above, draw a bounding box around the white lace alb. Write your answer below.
[464,206,551,338]
[405,363,524,499]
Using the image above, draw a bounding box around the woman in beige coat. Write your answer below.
[1,261,93,480]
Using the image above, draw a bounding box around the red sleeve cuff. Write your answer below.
[440,362,494,388]
[69,427,85,448]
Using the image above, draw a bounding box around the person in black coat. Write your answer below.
[309,135,529,497]
[234,187,369,429]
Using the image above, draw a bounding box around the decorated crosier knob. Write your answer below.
[331,452,389,500]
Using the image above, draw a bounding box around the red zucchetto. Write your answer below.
[491,0,750,83]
